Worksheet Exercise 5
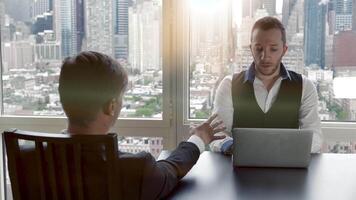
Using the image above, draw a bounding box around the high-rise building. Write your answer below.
[242,0,276,17]
[129,0,162,72]
[262,0,276,16]
[282,0,296,26]
[54,0,76,58]
[333,0,353,31]
[353,0,356,30]
[0,1,5,33]
[237,17,255,47]
[242,0,261,18]
[3,40,35,69]
[282,0,303,40]
[327,1,336,34]
[283,33,304,73]
[325,33,334,69]
[1,1,5,71]
[114,0,130,60]
[333,31,356,72]
[32,12,53,34]
[84,0,115,57]
[31,0,51,19]
[187,0,233,75]
[75,0,84,54]
[304,0,327,69]
[35,40,61,61]
[54,0,84,58]
[255,7,269,20]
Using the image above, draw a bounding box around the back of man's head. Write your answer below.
[251,16,286,44]
[58,51,128,126]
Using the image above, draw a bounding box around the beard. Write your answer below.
[255,58,282,77]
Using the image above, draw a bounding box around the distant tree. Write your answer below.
[132,96,143,102]
[195,110,209,119]
[135,107,154,117]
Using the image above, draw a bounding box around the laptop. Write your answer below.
[232,128,313,168]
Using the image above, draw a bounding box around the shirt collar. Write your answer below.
[243,62,291,83]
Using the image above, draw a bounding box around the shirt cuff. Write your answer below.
[187,135,205,154]
[209,136,233,152]
[220,138,233,153]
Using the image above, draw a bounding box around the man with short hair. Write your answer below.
[210,16,323,153]
[59,51,226,199]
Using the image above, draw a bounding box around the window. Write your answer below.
[0,0,163,119]
[0,1,170,199]
[177,0,356,154]
[187,0,356,122]
[2,1,356,199]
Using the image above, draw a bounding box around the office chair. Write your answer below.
[3,129,121,200]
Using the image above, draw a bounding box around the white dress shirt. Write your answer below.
[187,135,205,153]
[210,68,323,153]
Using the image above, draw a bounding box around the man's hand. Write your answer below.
[190,114,226,145]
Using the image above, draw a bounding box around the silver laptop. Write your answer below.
[232,128,313,168]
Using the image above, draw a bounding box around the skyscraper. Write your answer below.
[54,0,80,58]
[262,0,276,16]
[76,0,84,54]
[282,0,297,27]
[3,41,35,69]
[32,12,53,34]
[304,0,327,69]
[282,0,303,40]
[31,0,51,19]
[333,31,356,70]
[129,0,161,72]
[85,0,115,57]
[242,0,276,17]
[114,0,130,60]
[333,0,353,31]
[0,1,5,31]
[353,0,356,30]
[242,0,261,18]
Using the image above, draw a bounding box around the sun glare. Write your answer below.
[333,77,356,99]
[189,0,224,13]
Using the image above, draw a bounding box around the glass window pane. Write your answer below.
[0,0,162,119]
[188,0,356,122]
[118,136,163,159]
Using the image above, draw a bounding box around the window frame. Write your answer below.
[1,0,356,199]
[175,0,356,144]
[0,0,173,128]
[0,1,178,199]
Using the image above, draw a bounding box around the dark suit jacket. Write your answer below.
[17,142,200,200]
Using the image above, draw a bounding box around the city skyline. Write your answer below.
[2,6,356,200]
[1,0,356,122]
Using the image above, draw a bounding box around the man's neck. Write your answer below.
[67,123,109,135]
[255,67,281,92]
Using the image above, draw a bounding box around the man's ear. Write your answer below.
[249,44,256,60]
[282,44,288,57]
[103,98,116,116]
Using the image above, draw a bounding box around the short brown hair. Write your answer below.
[251,16,286,44]
[58,51,128,126]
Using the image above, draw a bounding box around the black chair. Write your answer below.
[2,129,121,200]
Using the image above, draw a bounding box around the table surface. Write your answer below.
[166,152,356,200]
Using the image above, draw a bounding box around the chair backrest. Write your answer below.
[3,129,121,200]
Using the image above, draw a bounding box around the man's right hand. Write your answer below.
[190,114,226,145]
